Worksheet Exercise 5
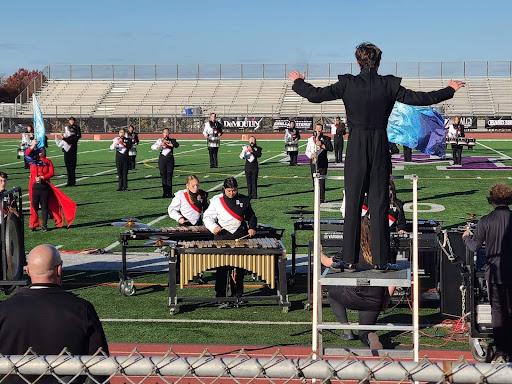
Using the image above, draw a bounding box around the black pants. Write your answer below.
[245,164,259,199]
[310,162,327,202]
[116,151,129,190]
[208,147,219,168]
[334,135,344,163]
[158,154,174,197]
[214,227,246,297]
[451,144,463,165]
[64,149,77,186]
[129,155,136,170]
[488,283,512,358]
[343,129,391,265]
[32,182,50,228]
[327,286,383,347]
[403,146,412,162]
[288,151,298,166]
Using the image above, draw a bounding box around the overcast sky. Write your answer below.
[1,0,511,75]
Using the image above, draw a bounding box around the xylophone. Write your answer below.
[169,238,290,313]
[117,224,284,298]
[445,137,476,148]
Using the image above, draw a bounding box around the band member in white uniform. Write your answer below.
[203,112,223,168]
[203,177,257,305]
[110,128,132,191]
[127,124,139,170]
[239,136,262,199]
[168,175,209,226]
[447,116,465,165]
[151,128,179,198]
[284,121,300,166]
[305,123,333,203]
[20,124,35,169]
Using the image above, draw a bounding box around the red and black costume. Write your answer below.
[25,147,76,230]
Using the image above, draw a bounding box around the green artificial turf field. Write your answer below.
[1,137,511,349]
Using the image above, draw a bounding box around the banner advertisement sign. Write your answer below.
[485,116,512,129]
[222,117,263,130]
[272,117,313,131]
[444,116,477,129]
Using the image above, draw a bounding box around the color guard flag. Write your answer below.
[33,95,45,149]
[387,102,446,158]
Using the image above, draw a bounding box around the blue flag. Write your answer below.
[33,95,45,149]
[387,102,446,158]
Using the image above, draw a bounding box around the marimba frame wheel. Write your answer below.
[119,278,136,297]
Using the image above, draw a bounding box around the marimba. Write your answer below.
[169,238,290,313]
[445,137,476,148]
[117,224,284,297]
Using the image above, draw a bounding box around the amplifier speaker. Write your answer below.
[440,231,468,317]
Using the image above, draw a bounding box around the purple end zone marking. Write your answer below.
[392,154,445,164]
[446,156,512,170]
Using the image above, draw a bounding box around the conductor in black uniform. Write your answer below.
[289,42,464,270]
[62,117,81,186]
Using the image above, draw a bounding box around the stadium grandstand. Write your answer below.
[7,62,512,131]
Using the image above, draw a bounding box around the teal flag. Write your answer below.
[33,95,45,149]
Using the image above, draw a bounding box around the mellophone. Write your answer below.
[285,141,299,152]
[445,137,476,147]
[169,238,290,313]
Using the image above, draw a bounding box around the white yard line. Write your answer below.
[100,318,310,325]
[477,141,512,160]
[1,147,112,167]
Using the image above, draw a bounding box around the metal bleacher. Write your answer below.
[16,70,512,118]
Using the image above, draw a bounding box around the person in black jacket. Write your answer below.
[151,128,179,198]
[289,42,464,270]
[463,183,512,362]
[62,117,82,186]
[240,136,262,199]
[0,244,109,384]
[127,124,139,170]
[305,123,333,203]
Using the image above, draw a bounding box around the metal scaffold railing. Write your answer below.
[311,174,420,362]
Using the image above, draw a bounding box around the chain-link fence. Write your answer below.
[1,348,512,384]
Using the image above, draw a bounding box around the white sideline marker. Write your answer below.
[445,176,450,179]
[145,175,152,178]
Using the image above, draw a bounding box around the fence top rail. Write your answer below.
[43,61,512,80]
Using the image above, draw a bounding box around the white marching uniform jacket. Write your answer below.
[110,136,128,154]
[239,145,256,163]
[168,189,205,225]
[203,193,256,234]
[151,138,172,156]
[305,136,317,159]
[203,121,222,138]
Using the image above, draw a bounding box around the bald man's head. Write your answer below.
[26,244,63,284]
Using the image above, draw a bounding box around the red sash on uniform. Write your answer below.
[388,214,397,226]
[219,197,243,221]
[184,191,201,213]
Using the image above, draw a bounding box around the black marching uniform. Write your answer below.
[306,132,333,203]
[204,121,223,168]
[62,124,81,186]
[127,130,139,170]
[111,136,132,191]
[403,146,412,162]
[152,136,179,198]
[450,123,465,165]
[203,193,257,298]
[333,123,346,163]
[285,128,301,166]
[240,143,262,199]
[292,68,455,266]
[464,206,512,360]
